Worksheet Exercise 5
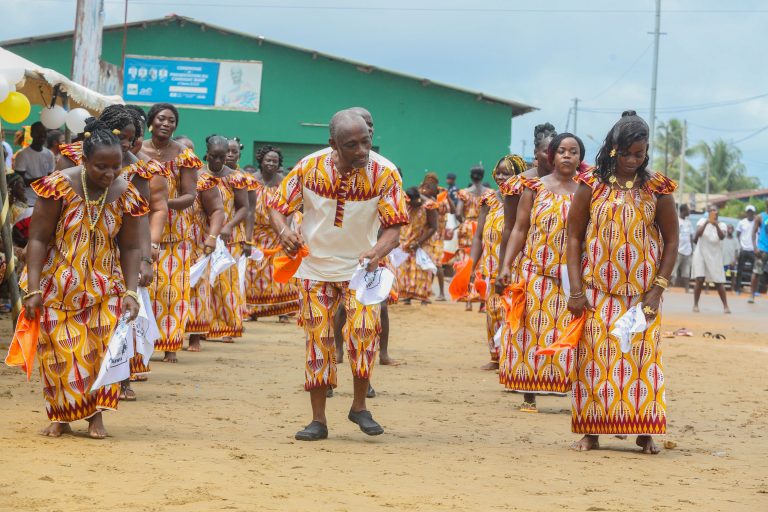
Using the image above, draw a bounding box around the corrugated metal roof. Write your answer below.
[0,15,537,117]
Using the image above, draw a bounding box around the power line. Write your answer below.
[732,124,768,144]
[581,91,768,115]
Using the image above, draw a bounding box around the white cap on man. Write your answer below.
[746,205,756,213]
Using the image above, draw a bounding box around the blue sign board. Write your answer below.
[123,56,220,106]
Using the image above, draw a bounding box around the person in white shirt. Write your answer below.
[692,205,731,313]
[12,122,56,206]
[672,203,694,291]
[734,205,757,292]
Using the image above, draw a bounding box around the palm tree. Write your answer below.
[690,139,759,196]
[655,119,685,175]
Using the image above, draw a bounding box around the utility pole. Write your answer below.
[72,0,104,90]
[572,97,579,136]
[678,120,687,206]
[648,0,663,164]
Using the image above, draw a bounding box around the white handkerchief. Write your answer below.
[493,325,504,350]
[348,264,395,306]
[134,287,159,366]
[92,315,134,390]
[189,254,211,288]
[388,247,409,268]
[559,264,571,297]
[249,248,264,261]
[210,237,236,285]
[415,248,438,272]
[610,303,648,353]
[238,255,247,297]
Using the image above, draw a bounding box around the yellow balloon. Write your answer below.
[0,91,31,124]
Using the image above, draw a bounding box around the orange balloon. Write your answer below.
[0,91,31,124]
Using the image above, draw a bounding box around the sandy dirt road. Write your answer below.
[0,289,766,511]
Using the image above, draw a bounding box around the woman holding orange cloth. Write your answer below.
[23,119,146,439]
[497,134,583,412]
[468,155,526,370]
[566,111,678,454]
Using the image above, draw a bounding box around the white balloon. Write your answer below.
[65,107,90,134]
[40,105,68,129]
[0,76,9,103]
[0,67,24,86]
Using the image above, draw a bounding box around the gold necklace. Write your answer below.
[609,174,636,190]
[150,138,170,154]
[80,166,109,232]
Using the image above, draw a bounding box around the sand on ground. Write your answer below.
[0,289,766,511]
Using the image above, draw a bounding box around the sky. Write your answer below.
[3,0,768,185]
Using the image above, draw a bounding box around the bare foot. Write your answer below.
[421,300,431,306]
[87,413,108,439]
[724,307,732,314]
[636,435,660,454]
[465,302,472,312]
[480,361,499,371]
[188,335,202,352]
[335,350,344,364]
[435,295,447,302]
[380,354,402,366]
[614,434,628,440]
[569,435,600,451]
[693,306,700,313]
[162,352,178,363]
[221,336,234,344]
[131,374,148,382]
[278,315,291,323]
[39,422,72,437]
[478,304,486,313]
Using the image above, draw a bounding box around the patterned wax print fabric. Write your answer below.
[397,205,434,302]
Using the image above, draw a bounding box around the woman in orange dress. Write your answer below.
[468,155,526,370]
[206,136,249,341]
[142,103,203,364]
[566,111,678,454]
[23,119,146,439]
[246,145,302,319]
[497,136,583,411]
[456,166,490,309]
[419,173,454,301]
[397,187,437,304]
[185,148,226,351]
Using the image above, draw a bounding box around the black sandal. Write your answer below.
[295,421,328,441]
[348,409,384,436]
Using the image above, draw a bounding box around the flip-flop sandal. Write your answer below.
[713,333,726,340]
[703,332,713,338]
[348,409,384,435]
[295,421,328,441]
[326,388,334,398]
[519,401,538,413]
[673,328,694,337]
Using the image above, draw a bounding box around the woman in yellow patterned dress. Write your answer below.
[398,187,437,304]
[566,111,678,454]
[456,166,490,309]
[142,103,203,364]
[497,135,583,411]
[206,136,249,341]
[247,145,302,319]
[185,162,226,352]
[469,155,526,370]
[23,119,147,439]
[420,173,454,301]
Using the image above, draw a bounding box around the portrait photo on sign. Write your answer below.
[214,61,263,111]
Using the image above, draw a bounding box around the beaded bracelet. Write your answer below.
[23,290,42,301]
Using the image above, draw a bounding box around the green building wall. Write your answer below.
[4,19,517,186]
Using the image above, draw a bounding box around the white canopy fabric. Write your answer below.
[0,46,123,113]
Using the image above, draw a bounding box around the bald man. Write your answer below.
[269,110,408,441]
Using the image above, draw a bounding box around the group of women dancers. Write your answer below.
[21,102,298,438]
[16,99,676,454]
[433,112,677,454]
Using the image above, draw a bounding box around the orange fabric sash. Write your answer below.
[449,257,473,300]
[273,246,309,283]
[5,309,40,381]
[473,272,487,298]
[501,280,526,331]
[536,313,587,356]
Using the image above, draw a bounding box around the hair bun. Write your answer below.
[83,116,107,133]
[621,110,638,117]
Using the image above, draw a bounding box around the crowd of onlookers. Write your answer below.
[673,200,768,312]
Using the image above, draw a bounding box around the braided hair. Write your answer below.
[147,103,179,126]
[99,104,135,140]
[82,117,121,158]
[125,105,147,137]
[255,144,283,168]
[206,134,229,149]
[493,154,527,179]
[229,136,244,151]
[594,110,650,184]
[547,132,585,165]
[533,123,557,150]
